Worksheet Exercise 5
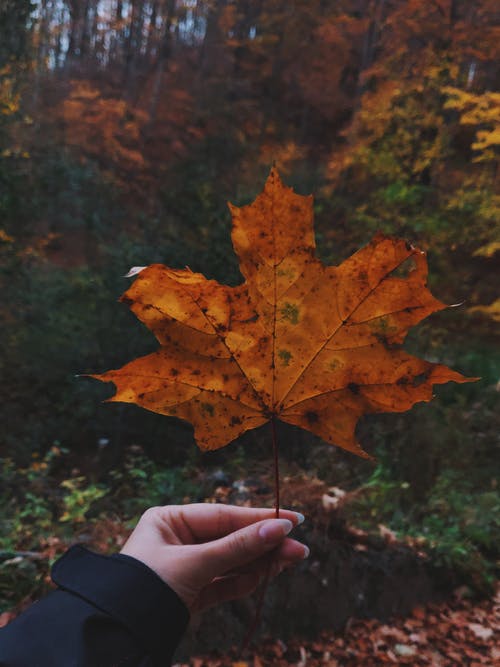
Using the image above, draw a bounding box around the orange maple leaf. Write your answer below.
[93,169,472,457]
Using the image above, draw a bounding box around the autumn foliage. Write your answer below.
[94,170,471,456]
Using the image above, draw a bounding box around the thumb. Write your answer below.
[201,518,294,577]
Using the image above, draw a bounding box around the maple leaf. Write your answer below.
[92,168,472,457]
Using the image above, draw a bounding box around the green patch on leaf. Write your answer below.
[280,302,300,324]
[278,349,292,366]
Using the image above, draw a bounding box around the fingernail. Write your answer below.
[302,545,310,559]
[259,519,293,543]
[295,512,305,525]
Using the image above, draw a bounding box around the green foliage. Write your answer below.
[0,445,201,611]
[422,475,499,581]
[358,468,499,595]
[0,556,42,612]
[59,477,108,524]
[0,445,108,611]
[0,446,104,549]
[106,451,200,519]
[339,381,500,595]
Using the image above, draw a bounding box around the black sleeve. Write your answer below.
[0,545,190,667]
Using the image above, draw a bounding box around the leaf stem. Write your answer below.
[271,414,280,518]
[240,416,280,655]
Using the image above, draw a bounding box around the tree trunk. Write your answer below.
[123,0,144,99]
[148,0,177,124]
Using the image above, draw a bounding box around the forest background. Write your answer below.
[0,0,499,631]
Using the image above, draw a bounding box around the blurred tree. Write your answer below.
[1,0,499,465]
[321,0,499,318]
[0,0,34,67]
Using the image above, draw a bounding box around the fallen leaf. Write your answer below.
[408,631,428,644]
[378,524,398,545]
[380,626,407,643]
[93,168,474,454]
[394,644,416,657]
[329,486,346,498]
[468,623,493,640]
[322,493,339,511]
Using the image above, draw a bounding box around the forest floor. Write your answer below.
[1,579,498,665]
[175,471,500,666]
[181,587,499,667]
[1,466,498,665]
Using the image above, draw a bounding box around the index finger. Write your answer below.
[159,504,304,542]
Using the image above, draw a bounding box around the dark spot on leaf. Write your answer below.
[230,416,242,426]
[305,410,319,424]
[241,313,258,324]
[192,369,201,375]
[348,382,359,394]
[170,368,179,376]
[201,402,215,416]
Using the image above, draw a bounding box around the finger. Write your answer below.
[224,538,309,576]
[160,504,303,542]
[194,572,262,612]
[201,518,297,577]
[275,537,310,562]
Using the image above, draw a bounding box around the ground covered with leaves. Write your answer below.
[1,454,498,664]
[181,590,499,667]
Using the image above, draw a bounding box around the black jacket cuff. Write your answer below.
[52,544,190,665]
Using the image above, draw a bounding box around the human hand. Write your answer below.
[120,504,308,613]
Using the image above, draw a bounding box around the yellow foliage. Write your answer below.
[0,67,20,117]
[470,299,500,323]
[350,81,400,144]
[61,81,147,171]
[473,241,500,258]
[0,229,14,243]
[444,87,500,162]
